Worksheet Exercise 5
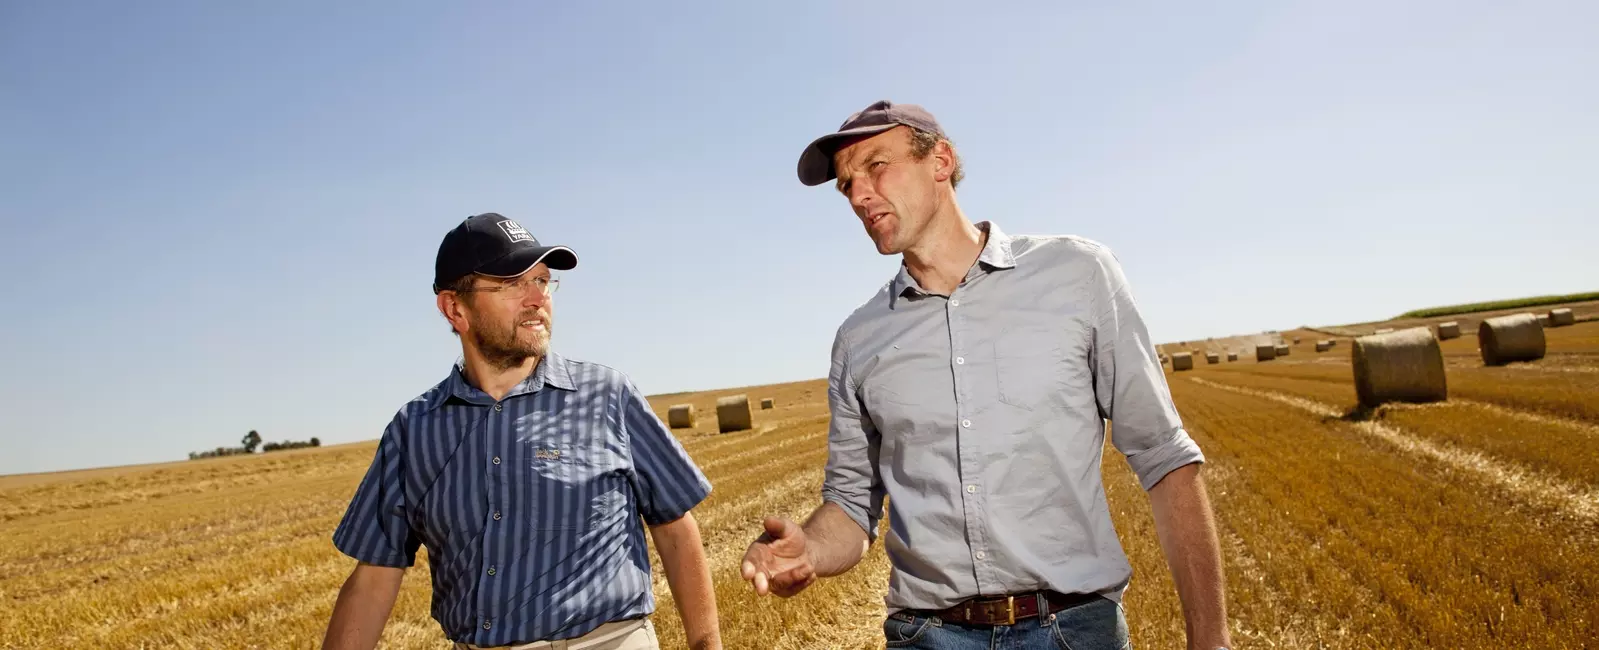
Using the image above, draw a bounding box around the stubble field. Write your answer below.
[2,305,1596,649]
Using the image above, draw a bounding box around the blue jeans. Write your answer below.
[882,595,1130,650]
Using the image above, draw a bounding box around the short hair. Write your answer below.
[908,128,964,189]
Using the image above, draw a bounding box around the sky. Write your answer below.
[2,0,1596,476]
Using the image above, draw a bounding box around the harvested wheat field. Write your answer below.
[4,305,1598,649]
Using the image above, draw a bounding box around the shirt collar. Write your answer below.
[422,350,577,412]
[890,220,1016,307]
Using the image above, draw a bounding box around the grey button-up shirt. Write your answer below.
[821,221,1204,614]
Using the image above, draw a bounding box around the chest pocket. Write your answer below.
[993,326,1071,410]
[525,443,625,531]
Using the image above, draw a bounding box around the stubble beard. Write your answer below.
[470,311,551,371]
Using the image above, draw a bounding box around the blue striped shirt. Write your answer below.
[331,351,712,646]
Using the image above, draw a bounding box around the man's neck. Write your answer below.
[461,349,540,402]
[903,199,984,296]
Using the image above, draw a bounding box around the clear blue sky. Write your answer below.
[3,1,1596,476]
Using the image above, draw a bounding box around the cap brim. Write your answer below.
[477,245,578,278]
[797,123,900,186]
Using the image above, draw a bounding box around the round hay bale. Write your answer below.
[1374,328,1394,334]
[1315,340,1331,352]
[1478,313,1546,366]
[1205,352,1220,364]
[1293,337,1302,344]
[1549,308,1575,327]
[1275,343,1290,357]
[1436,321,1460,340]
[760,397,775,409]
[1352,327,1447,408]
[1226,352,1238,362]
[1255,344,1276,362]
[1171,352,1194,371]
[716,395,753,433]
[667,404,696,429]
[1536,314,1550,326]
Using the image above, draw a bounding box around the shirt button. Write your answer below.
[975,551,986,560]
[492,456,501,465]
[961,419,972,428]
[487,567,496,576]
[955,357,965,365]
[494,403,503,412]
[482,620,492,630]
[950,299,960,307]
[966,485,977,493]
[493,511,502,521]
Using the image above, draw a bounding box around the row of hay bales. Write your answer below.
[667,395,777,433]
[1352,309,1570,408]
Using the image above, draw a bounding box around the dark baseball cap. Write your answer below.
[432,213,577,293]
[796,99,946,186]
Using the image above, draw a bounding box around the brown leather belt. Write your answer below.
[918,590,1100,626]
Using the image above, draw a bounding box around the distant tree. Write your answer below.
[310,437,321,447]
[241,430,262,453]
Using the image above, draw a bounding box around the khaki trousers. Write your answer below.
[454,618,657,650]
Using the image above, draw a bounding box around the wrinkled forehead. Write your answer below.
[831,126,909,172]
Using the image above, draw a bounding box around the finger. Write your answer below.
[763,516,795,539]
[773,574,816,598]
[741,559,757,580]
[773,564,814,587]
[753,571,769,595]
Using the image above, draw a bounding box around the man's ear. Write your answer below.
[932,140,956,183]
[437,292,469,335]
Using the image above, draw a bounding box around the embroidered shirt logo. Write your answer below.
[534,448,562,460]
[497,219,533,243]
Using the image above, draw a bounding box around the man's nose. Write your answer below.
[521,288,548,308]
[849,183,876,212]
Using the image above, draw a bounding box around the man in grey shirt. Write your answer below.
[740,100,1232,650]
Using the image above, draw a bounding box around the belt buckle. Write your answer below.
[964,595,1015,625]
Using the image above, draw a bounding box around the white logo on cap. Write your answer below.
[497,220,533,243]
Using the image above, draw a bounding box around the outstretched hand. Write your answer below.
[739,516,816,597]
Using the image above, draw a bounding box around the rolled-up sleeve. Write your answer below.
[331,414,420,567]
[1087,245,1206,491]
[618,375,712,526]
[820,326,887,541]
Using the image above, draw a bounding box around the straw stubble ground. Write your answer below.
[3,319,1597,648]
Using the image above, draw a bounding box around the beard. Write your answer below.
[469,308,551,371]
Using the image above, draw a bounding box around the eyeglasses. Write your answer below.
[457,274,559,298]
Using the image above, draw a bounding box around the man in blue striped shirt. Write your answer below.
[321,213,721,650]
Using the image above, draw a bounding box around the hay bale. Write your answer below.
[1171,352,1194,371]
[1275,343,1290,357]
[667,404,696,429]
[1315,340,1331,352]
[1536,314,1550,326]
[1256,344,1276,362]
[1226,352,1238,362]
[1293,337,1302,344]
[1352,327,1447,408]
[1549,308,1575,327]
[760,397,775,409]
[1437,321,1460,340]
[1478,313,1546,366]
[716,395,753,433]
[1205,352,1220,364]
[1374,328,1394,334]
